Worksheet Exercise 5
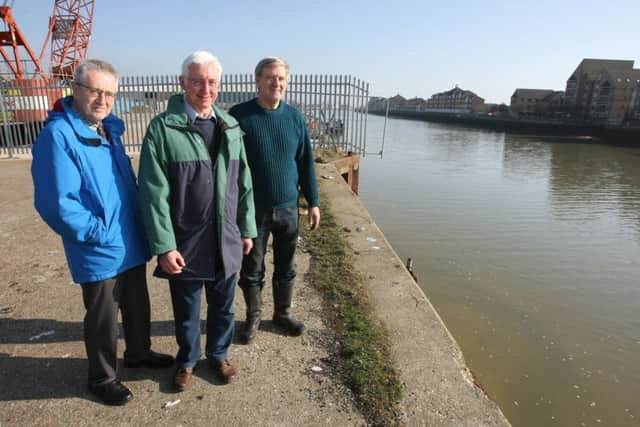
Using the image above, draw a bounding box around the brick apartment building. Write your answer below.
[510,89,564,118]
[426,85,485,113]
[565,58,640,125]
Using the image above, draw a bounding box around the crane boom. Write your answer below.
[0,1,95,81]
[48,0,95,80]
[0,4,49,80]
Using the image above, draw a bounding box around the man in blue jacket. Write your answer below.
[31,59,173,406]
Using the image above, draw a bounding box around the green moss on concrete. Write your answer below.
[302,188,403,426]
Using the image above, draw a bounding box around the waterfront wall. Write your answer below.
[370,110,640,145]
[318,161,510,425]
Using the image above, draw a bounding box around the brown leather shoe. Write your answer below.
[174,367,193,392]
[210,359,237,384]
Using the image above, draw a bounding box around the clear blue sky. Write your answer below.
[10,0,640,104]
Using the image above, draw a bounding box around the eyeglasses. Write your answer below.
[187,78,218,89]
[74,81,117,99]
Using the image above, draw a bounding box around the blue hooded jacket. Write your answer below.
[31,96,150,283]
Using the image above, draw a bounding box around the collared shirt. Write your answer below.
[183,100,217,123]
[71,106,111,143]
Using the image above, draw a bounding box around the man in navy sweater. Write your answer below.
[230,57,320,344]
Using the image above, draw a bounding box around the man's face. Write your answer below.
[180,62,220,116]
[72,70,117,124]
[256,64,288,107]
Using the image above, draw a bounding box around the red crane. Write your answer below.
[0,0,95,81]
[0,1,49,81]
[45,0,96,80]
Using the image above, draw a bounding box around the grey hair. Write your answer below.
[74,59,118,83]
[181,51,222,78]
[254,57,289,78]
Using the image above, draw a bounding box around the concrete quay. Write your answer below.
[0,157,509,426]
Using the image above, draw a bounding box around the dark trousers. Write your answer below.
[169,273,237,369]
[239,207,299,290]
[80,264,151,387]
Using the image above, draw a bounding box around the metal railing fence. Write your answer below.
[0,79,72,156]
[1,73,369,157]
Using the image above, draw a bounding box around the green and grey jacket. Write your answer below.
[138,94,257,280]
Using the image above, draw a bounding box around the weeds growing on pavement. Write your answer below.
[301,189,403,426]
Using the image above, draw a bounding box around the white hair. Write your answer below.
[181,51,222,78]
[74,59,118,83]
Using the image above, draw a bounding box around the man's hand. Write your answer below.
[309,206,320,231]
[159,249,185,275]
[242,238,254,255]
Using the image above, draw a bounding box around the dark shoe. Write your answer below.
[124,350,175,369]
[210,359,237,384]
[89,380,133,406]
[273,314,305,336]
[174,367,193,392]
[240,287,262,344]
[272,279,305,336]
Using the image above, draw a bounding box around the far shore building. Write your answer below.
[510,89,564,118]
[590,68,640,125]
[404,97,428,111]
[368,94,429,112]
[387,94,408,111]
[426,85,485,113]
[367,96,387,112]
[632,81,640,123]
[367,95,428,112]
[565,58,636,120]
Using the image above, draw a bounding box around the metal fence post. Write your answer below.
[0,85,15,158]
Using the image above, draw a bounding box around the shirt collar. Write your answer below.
[184,100,216,123]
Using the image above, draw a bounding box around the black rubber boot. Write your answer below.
[240,287,262,344]
[272,279,304,336]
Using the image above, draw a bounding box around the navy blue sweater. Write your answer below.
[230,98,319,211]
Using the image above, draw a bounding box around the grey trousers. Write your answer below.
[80,264,151,386]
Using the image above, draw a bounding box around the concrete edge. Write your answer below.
[317,162,511,426]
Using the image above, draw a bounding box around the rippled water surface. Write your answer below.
[358,115,640,427]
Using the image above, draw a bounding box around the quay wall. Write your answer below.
[318,161,510,425]
[369,110,640,145]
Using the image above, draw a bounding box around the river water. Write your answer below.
[358,115,640,427]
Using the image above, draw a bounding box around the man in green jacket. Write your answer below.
[138,51,256,391]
